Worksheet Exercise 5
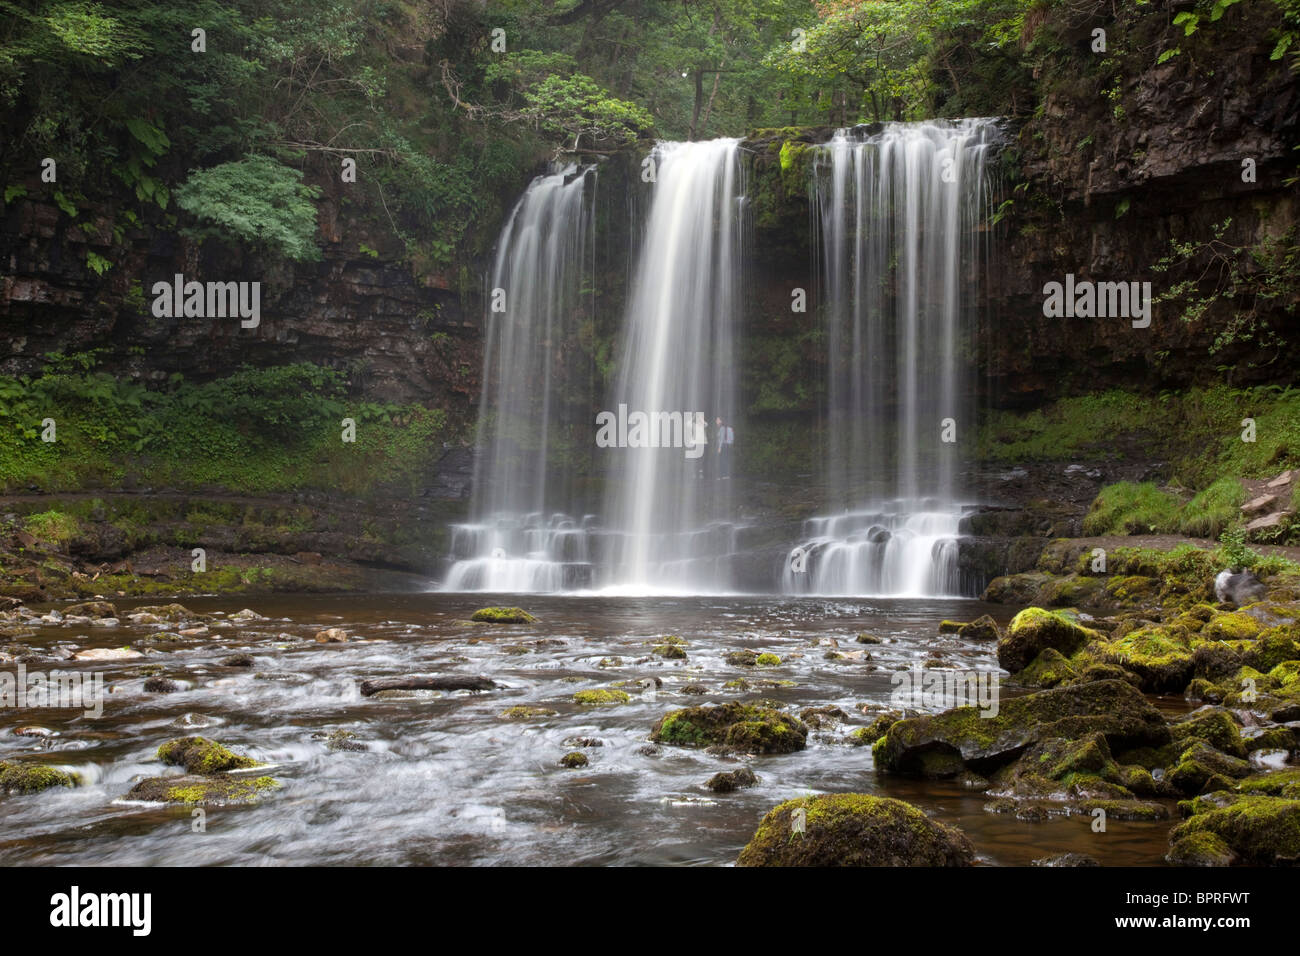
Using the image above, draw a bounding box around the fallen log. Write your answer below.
[359,675,497,697]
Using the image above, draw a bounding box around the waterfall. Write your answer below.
[785,120,1001,597]
[600,138,745,592]
[444,164,597,592]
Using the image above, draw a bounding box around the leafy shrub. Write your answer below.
[175,155,322,262]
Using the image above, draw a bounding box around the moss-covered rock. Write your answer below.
[1098,623,1195,692]
[1105,575,1160,606]
[755,652,781,666]
[987,732,1160,805]
[573,689,630,705]
[1236,769,1300,799]
[1168,795,1300,865]
[726,649,759,666]
[705,767,758,792]
[559,751,588,768]
[940,615,1000,640]
[1165,741,1252,796]
[799,705,847,729]
[1203,611,1262,642]
[873,679,1169,776]
[651,701,807,754]
[133,603,197,622]
[1018,647,1080,688]
[1166,831,1239,866]
[126,773,279,806]
[736,794,974,867]
[652,643,687,659]
[982,572,1053,605]
[999,607,1101,674]
[157,736,260,775]
[1170,707,1247,759]
[498,705,558,720]
[1244,726,1297,752]
[469,607,537,624]
[63,600,117,619]
[1040,574,1106,608]
[0,760,79,794]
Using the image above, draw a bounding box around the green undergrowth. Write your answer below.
[0,356,457,496]
[979,386,1300,486]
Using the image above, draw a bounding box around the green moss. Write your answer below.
[23,510,82,547]
[651,701,807,754]
[755,653,781,666]
[573,689,630,705]
[131,774,279,806]
[157,736,259,774]
[1166,830,1238,866]
[999,607,1102,673]
[469,606,537,624]
[498,705,558,719]
[1100,624,1195,692]
[1018,647,1080,688]
[559,751,589,768]
[736,794,974,867]
[653,643,687,659]
[1203,611,1262,642]
[1237,769,1300,799]
[1171,708,1247,758]
[0,760,79,794]
[1170,795,1300,865]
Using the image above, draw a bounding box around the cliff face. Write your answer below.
[1,191,482,417]
[985,2,1300,406]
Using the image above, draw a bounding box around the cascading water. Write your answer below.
[784,120,1001,597]
[444,164,597,592]
[600,138,746,592]
[446,142,746,593]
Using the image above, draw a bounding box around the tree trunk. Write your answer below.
[359,675,497,696]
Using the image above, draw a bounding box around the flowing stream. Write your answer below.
[0,594,1182,866]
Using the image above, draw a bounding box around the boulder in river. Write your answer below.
[470,607,537,624]
[651,701,807,754]
[705,767,758,792]
[63,601,117,619]
[157,736,260,774]
[998,607,1101,673]
[126,774,279,806]
[573,689,630,705]
[736,794,974,866]
[0,760,79,794]
[873,679,1170,776]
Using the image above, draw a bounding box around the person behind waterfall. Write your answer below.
[686,412,707,478]
[715,416,734,480]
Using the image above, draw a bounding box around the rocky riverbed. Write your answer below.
[1,558,1296,865]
